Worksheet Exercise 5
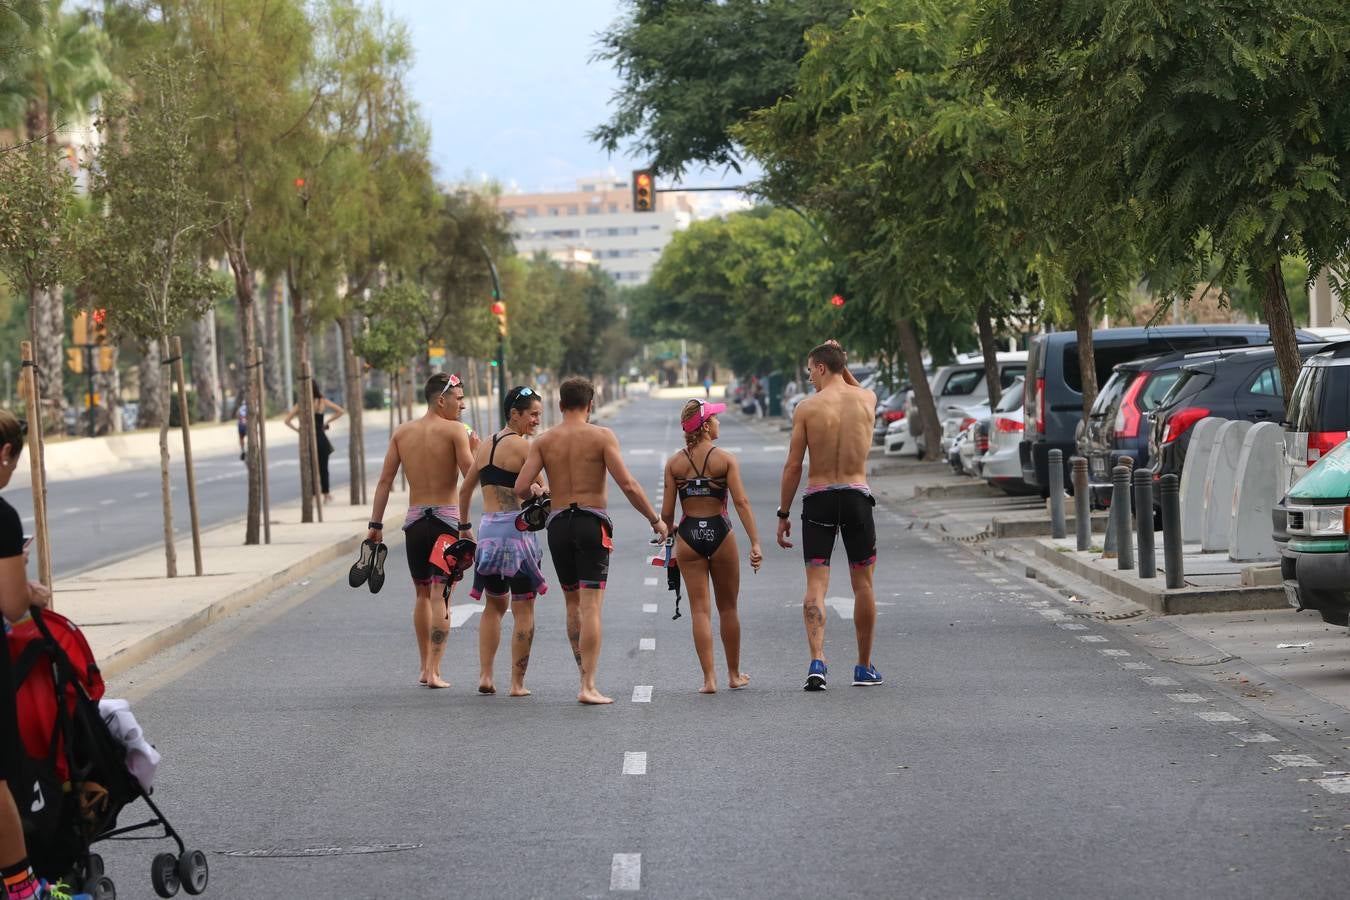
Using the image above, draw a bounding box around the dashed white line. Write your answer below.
[622,751,648,775]
[762,445,785,452]
[1077,635,1108,643]
[628,448,655,456]
[99,499,115,506]
[1058,623,1088,631]
[1315,775,1350,794]
[134,492,150,499]
[1100,649,1131,657]
[1118,661,1151,670]
[642,603,658,614]
[723,447,743,454]
[1140,676,1179,687]
[610,853,641,892]
[61,507,81,515]
[1195,711,1243,723]
[1168,693,1207,703]
[1270,754,1320,767]
[1230,732,1278,743]
[631,685,653,703]
[639,638,655,651]
[643,577,658,587]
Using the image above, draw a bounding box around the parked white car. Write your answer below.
[906,352,1028,456]
[981,378,1032,493]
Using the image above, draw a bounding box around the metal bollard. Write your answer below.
[1048,449,1066,539]
[1159,474,1185,589]
[1111,465,1134,571]
[1133,469,1156,578]
[1071,457,1091,550]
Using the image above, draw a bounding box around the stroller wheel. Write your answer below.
[86,853,105,879]
[178,849,209,895]
[151,852,180,897]
[89,876,117,900]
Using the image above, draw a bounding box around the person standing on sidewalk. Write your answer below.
[660,399,761,693]
[0,411,75,900]
[458,386,549,697]
[366,374,473,689]
[514,378,667,705]
[775,341,883,691]
[285,382,346,504]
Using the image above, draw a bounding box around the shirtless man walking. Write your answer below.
[366,373,473,689]
[776,342,883,690]
[515,377,668,704]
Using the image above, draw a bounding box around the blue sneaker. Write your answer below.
[803,659,828,691]
[852,664,884,686]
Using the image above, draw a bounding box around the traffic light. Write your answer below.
[491,300,507,337]
[632,169,654,212]
[72,311,89,345]
[92,308,109,343]
[67,347,83,373]
[830,294,846,307]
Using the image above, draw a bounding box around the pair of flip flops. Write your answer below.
[349,539,388,593]
[515,495,551,532]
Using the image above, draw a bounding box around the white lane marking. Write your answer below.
[1037,609,1066,620]
[1195,711,1244,723]
[1230,732,1278,743]
[723,447,743,454]
[987,577,1010,584]
[610,853,641,892]
[639,638,655,651]
[134,492,150,499]
[1119,661,1152,670]
[1315,775,1350,794]
[642,603,658,614]
[62,507,81,515]
[1077,635,1108,643]
[1058,623,1088,631]
[643,577,658,587]
[1168,693,1207,703]
[1270,754,1321,767]
[450,606,481,629]
[1141,676,1179,686]
[825,596,855,620]
[622,752,648,775]
[1100,649,1131,657]
[763,445,785,452]
[632,685,653,703]
[629,449,655,456]
[99,499,115,506]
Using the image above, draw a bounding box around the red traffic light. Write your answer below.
[830,294,845,307]
[92,308,107,324]
[490,301,506,315]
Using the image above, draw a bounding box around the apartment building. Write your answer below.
[496,176,695,285]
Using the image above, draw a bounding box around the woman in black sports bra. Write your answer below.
[660,399,762,693]
[459,386,548,696]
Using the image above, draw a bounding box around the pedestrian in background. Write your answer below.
[285,382,346,503]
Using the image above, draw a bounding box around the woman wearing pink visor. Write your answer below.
[660,399,762,693]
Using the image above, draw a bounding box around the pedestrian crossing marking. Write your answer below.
[639,638,655,651]
[632,685,653,703]
[623,752,648,775]
[610,853,641,891]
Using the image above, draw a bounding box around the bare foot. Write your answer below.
[508,685,532,697]
[729,672,751,690]
[577,688,614,705]
[478,679,496,695]
[699,681,717,694]
[425,674,451,689]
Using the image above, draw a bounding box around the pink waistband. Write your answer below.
[804,482,870,497]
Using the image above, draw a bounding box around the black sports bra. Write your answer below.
[677,447,728,501]
[480,432,519,488]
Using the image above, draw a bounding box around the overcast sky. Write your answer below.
[383,0,754,194]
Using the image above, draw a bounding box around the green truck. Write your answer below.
[1278,437,1350,625]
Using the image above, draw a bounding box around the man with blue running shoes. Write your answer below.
[775,342,884,691]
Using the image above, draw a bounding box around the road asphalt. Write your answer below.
[90,396,1349,898]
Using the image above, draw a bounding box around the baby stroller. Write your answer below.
[6,607,209,899]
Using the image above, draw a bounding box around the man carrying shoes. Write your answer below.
[515,378,667,704]
[776,341,883,691]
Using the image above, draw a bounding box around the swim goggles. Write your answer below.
[437,373,463,398]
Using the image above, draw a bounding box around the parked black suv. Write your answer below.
[1147,343,1331,484]
[1021,326,1294,495]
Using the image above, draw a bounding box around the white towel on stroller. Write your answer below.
[98,698,161,792]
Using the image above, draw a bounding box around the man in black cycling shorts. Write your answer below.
[515,378,667,704]
[776,341,883,691]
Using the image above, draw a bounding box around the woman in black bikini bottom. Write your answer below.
[660,399,763,693]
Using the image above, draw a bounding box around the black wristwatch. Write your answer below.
[776,508,790,520]
[368,521,383,530]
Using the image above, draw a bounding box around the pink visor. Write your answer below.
[682,401,725,433]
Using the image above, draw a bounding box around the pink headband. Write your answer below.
[682,401,725,433]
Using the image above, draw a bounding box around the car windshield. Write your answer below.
[995,379,1024,413]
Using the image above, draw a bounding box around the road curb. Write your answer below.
[98,531,368,679]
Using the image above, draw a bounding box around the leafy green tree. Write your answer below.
[973,0,1350,404]
[83,53,218,577]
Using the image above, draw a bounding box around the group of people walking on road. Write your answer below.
[362,340,883,702]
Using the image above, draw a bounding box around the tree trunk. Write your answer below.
[137,338,164,428]
[289,273,315,522]
[192,307,221,422]
[338,313,364,506]
[1071,271,1100,421]
[30,286,64,433]
[898,318,943,462]
[95,344,122,433]
[264,281,285,412]
[226,246,263,545]
[157,336,177,578]
[1262,255,1302,407]
[976,298,1002,409]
